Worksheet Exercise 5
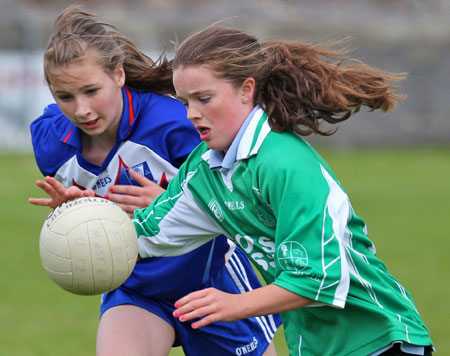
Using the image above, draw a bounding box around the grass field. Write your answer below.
[0,147,448,355]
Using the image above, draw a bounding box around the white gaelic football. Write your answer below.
[39,197,138,295]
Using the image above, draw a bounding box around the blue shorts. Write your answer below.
[100,239,281,356]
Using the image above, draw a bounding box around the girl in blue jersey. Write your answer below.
[28,6,280,356]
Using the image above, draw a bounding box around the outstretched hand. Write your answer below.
[173,284,312,329]
[28,176,94,209]
[105,169,165,217]
[173,287,244,329]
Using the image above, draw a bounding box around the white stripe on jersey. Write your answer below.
[319,165,384,309]
[398,314,411,343]
[229,253,278,336]
[298,334,303,356]
[316,165,351,307]
[237,108,264,159]
[224,241,278,344]
[396,281,419,313]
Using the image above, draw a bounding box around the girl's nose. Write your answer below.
[74,97,91,118]
[186,105,200,121]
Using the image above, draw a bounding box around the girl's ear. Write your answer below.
[113,63,126,88]
[240,77,256,104]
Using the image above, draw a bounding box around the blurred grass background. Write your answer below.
[0,147,448,355]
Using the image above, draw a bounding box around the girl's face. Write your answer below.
[48,52,125,139]
[173,64,255,152]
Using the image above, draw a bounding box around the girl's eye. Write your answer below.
[198,97,210,103]
[86,88,98,95]
[58,95,73,102]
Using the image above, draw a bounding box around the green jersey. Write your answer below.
[134,108,432,355]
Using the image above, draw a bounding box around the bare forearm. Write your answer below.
[237,284,312,319]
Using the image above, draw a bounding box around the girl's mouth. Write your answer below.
[198,127,210,141]
[82,118,100,129]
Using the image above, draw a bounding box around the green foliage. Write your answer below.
[0,148,448,355]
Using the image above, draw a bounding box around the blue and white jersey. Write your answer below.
[31,87,198,195]
[30,87,231,299]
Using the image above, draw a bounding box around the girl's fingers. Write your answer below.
[35,179,57,198]
[44,176,67,195]
[28,197,53,207]
[107,192,141,205]
[174,289,209,309]
[30,177,89,209]
[173,288,243,329]
[172,290,225,329]
[128,169,153,186]
[128,170,165,196]
[190,314,218,329]
[174,303,214,325]
[107,184,142,196]
[66,186,90,199]
[107,185,163,210]
[173,289,217,318]
[82,189,96,197]
[179,309,217,328]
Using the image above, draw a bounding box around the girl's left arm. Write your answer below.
[173,283,312,328]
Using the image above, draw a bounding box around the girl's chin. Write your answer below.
[205,142,228,152]
[80,127,103,137]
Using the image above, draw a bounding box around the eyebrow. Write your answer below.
[53,83,100,94]
[177,88,213,100]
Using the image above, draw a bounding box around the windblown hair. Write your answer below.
[44,4,175,95]
[173,26,405,135]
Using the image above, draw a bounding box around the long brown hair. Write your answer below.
[173,26,405,136]
[44,4,175,95]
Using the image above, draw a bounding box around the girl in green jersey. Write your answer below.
[162,27,433,356]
